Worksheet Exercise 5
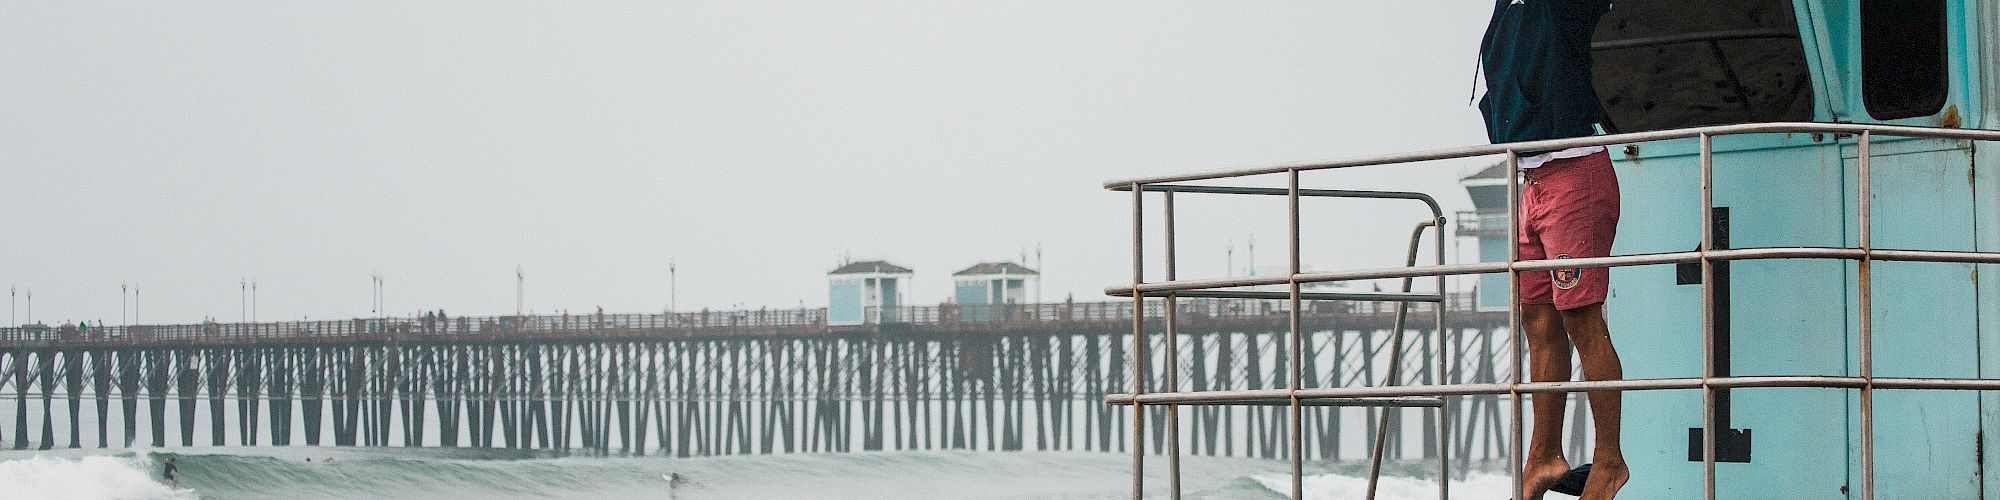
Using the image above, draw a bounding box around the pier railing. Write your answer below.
[1102,122,2000,500]
[0,294,1482,348]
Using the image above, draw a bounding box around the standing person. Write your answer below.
[162,456,179,488]
[1478,1,1626,499]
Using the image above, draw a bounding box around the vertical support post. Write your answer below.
[63,349,82,449]
[1287,169,1304,500]
[1857,130,1874,500]
[37,349,54,450]
[1129,182,1146,500]
[1435,212,1451,499]
[1164,190,1182,499]
[1505,150,1525,500]
[1700,133,1717,500]
[119,349,139,448]
[148,351,169,447]
[210,350,230,446]
[7,350,22,450]
[92,349,110,448]
[272,349,293,446]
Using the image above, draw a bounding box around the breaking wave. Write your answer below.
[0,447,1508,500]
[0,453,192,500]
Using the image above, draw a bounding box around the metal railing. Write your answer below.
[1101,121,2000,500]
[0,308,831,345]
[1454,208,1510,238]
[0,294,1482,348]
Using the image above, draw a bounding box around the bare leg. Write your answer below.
[1520,304,1572,500]
[1563,303,1627,499]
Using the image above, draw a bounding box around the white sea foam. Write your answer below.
[0,454,193,500]
[1252,470,1518,500]
[0,447,1518,500]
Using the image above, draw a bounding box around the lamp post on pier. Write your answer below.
[371,272,384,321]
[1035,243,1045,320]
[240,278,258,324]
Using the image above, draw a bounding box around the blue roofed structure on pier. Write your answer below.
[827,260,912,326]
[951,261,1037,321]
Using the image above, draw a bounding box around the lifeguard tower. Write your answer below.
[1460,162,1513,313]
[826,260,912,326]
[1103,1,2000,498]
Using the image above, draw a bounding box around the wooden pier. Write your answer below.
[0,297,1527,465]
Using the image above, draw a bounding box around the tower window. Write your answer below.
[1860,0,1948,120]
[1591,0,1815,132]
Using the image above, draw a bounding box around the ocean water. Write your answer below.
[0,447,1514,499]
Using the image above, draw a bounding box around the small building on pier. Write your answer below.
[952,262,1038,321]
[827,260,912,326]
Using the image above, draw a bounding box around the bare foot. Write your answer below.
[1520,455,1571,500]
[1579,458,1628,500]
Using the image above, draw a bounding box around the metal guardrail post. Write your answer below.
[1700,133,1717,500]
[1287,169,1305,500]
[1505,150,1525,500]
[1434,210,1450,500]
[1858,130,1875,500]
[1130,182,1146,500]
[1164,190,1183,499]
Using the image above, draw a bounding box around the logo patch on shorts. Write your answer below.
[1552,254,1581,290]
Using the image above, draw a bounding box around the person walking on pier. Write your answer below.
[1478,0,1627,498]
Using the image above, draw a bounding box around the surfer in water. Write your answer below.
[665,472,705,493]
[161,456,179,489]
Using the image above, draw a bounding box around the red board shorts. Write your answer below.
[1517,150,1620,310]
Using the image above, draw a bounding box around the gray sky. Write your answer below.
[2,2,1496,325]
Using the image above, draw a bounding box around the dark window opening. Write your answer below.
[1860,0,1948,120]
[1590,0,1815,133]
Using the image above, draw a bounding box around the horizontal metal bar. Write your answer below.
[1868,249,2000,264]
[1103,247,2000,296]
[1103,263,1506,296]
[1108,376,2000,405]
[1868,377,2000,390]
[1110,184,1444,219]
[1102,122,2000,188]
[1509,247,1865,273]
[1106,394,1442,408]
[1591,27,1798,51]
[47,376,1984,406]
[1104,289,1441,303]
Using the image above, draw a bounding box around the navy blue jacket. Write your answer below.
[1479,0,1613,147]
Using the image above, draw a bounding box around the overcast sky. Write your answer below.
[2,2,1498,325]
